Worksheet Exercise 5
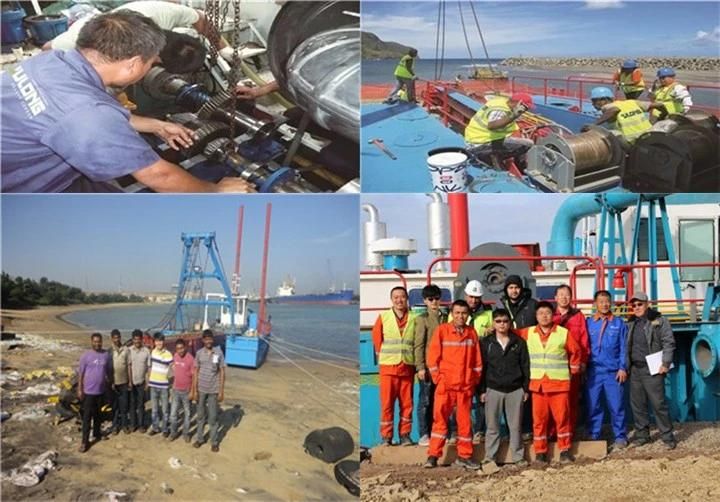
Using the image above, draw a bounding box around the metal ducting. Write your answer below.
[426,194,450,271]
[362,203,386,270]
[267,1,359,142]
[454,242,535,303]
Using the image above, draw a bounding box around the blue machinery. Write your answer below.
[158,232,269,369]
[360,194,720,446]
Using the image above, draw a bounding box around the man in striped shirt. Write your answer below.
[147,332,173,437]
[193,330,226,452]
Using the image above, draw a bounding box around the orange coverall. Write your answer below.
[553,309,590,437]
[520,324,582,454]
[426,323,482,460]
[372,312,414,440]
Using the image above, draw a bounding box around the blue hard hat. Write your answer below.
[622,59,637,69]
[657,67,675,78]
[590,87,614,100]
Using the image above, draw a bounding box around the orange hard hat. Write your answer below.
[510,93,535,110]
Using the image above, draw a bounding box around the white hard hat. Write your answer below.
[464,280,483,297]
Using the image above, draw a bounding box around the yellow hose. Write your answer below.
[239,59,295,109]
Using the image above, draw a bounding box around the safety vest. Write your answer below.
[378,309,416,365]
[618,71,645,94]
[653,83,685,117]
[398,88,408,101]
[448,308,493,336]
[526,326,570,381]
[464,97,518,145]
[610,100,652,143]
[394,55,414,79]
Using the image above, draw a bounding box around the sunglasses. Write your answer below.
[426,297,441,302]
[630,302,646,307]
[494,319,510,324]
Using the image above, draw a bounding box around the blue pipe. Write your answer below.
[547,194,659,255]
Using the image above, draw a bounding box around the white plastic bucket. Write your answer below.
[427,148,469,192]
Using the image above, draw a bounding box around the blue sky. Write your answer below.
[362,1,720,57]
[1,195,359,295]
[360,194,570,269]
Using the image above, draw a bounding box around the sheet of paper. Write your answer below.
[645,350,674,376]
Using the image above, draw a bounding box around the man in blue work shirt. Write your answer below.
[1,10,253,193]
[585,290,628,448]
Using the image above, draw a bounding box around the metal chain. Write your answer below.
[228,0,242,141]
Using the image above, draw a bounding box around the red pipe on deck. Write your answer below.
[448,193,469,273]
[258,203,272,334]
[233,206,244,293]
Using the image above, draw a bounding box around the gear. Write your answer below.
[203,137,233,160]
[181,121,231,157]
[197,89,234,120]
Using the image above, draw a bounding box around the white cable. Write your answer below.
[261,338,358,409]
[271,336,358,363]
[268,343,356,373]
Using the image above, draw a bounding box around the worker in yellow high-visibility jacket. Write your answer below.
[385,49,418,104]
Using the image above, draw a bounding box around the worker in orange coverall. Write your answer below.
[372,286,417,446]
[521,301,583,465]
[552,284,589,438]
[423,300,483,470]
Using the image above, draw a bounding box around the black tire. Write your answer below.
[303,427,354,463]
[334,460,360,497]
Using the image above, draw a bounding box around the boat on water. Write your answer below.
[269,277,354,305]
[152,204,274,369]
[359,193,720,446]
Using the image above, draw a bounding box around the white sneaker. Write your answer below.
[448,435,457,445]
[418,434,430,446]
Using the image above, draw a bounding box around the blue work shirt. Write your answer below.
[1,50,159,192]
[586,314,628,373]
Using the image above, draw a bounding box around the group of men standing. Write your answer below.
[373,277,677,470]
[76,329,226,453]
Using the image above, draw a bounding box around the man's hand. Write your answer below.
[144,381,149,391]
[215,177,257,193]
[154,122,196,151]
[234,84,262,100]
[218,391,224,403]
[417,369,426,381]
[189,391,196,403]
[523,392,529,402]
[480,392,487,403]
[658,364,670,375]
[219,47,236,62]
[77,388,84,401]
[616,369,628,383]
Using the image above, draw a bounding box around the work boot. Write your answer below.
[535,453,548,464]
[453,457,482,470]
[423,456,438,469]
[633,436,650,447]
[663,439,677,450]
[559,450,574,464]
[147,429,158,436]
[513,459,529,468]
[211,444,220,453]
[418,434,430,446]
[399,435,414,446]
[78,443,89,453]
[613,439,628,450]
[447,434,457,445]
[381,437,393,446]
[473,431,485,443]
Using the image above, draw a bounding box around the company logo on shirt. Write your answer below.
[11,66,46,116]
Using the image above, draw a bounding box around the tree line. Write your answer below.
[1,273,145,309]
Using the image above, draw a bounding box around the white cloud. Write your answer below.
[694,26,720,44]
[584,0,625,9]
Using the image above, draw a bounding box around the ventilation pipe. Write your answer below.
[426,194,450,273]
[362,204,386,270]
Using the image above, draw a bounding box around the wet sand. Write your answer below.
[1,306,359,501]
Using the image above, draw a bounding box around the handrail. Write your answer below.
[360,270,408,290]
[426,255,605,296]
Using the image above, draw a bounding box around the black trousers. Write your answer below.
[81,394,103,445]
[629,367,674,442]
[129,384,146,429]
[112,383,129,431]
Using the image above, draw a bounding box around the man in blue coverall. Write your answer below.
[585,290,628,448]
[1,10,253,194]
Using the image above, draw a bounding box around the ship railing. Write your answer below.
[511,74,720,116]
[570,261,719,322]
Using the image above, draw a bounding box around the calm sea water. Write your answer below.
[63,303,358,359]
[363,58,717,106]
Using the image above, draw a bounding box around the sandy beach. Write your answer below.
[1,306,359,501]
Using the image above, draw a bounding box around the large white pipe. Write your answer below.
[426,194,450,272]
[362,204,386,270]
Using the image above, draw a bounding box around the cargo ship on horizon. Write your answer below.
[269,277,354,305]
